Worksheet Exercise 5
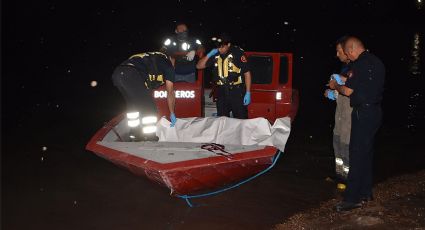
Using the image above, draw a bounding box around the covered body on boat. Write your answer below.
[86,115,291,195]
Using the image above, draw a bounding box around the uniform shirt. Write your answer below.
[345,51,385,107]
[122,52,175,83]
[205,46,250,84]
[162,35,202,75]
[162,36,201,54]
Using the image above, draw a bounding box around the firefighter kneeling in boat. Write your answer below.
[112,52,176,142]
[196,33,252,119]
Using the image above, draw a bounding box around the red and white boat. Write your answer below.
[86,51,297,195]
[86,114,291,195]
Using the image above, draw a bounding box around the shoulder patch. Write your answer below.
[241,55,247,63]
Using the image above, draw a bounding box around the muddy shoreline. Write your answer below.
[275,170,425,230]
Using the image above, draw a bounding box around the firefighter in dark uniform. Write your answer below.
[161,23,203,83]
[112,52,177,141]
[196,33,252,119]
[330,36,385,212]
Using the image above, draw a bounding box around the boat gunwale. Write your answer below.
[86,114,278,172]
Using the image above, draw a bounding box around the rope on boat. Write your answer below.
[177,150,283,207]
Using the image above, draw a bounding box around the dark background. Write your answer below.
[1,0,424,229]
[2,0,424,131]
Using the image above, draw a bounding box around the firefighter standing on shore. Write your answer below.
[112,52,176,141]
[196,33,252,119]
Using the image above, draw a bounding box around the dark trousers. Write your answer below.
[344,105,382,203]
[111,66,157,116]
[216,85,247,119]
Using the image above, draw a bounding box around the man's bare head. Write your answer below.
[336,44,349,63]
[175,23,188,33]
[343,36,365,61]
[336,36,349,64]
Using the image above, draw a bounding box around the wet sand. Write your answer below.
[2,84,424,230]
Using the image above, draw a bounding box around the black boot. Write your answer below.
[361,195,374,203]
[128,128,142,142]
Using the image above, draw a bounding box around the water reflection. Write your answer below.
[409,33,421,76]
[407,32,423,132]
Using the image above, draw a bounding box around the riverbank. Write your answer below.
[275,170,425,229]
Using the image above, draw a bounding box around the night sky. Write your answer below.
[2,0,424,138]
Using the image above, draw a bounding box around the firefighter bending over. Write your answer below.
[196,33,252,119]
[112,52,176,141]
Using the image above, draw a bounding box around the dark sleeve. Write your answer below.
[344,68,357,90]
[205,55,216,67]
[159,57,175,83]
[125,57,147,73]
[374,58,386,88]
[236,49,250,73]
[345,60,367,91]
[163,46,178,56]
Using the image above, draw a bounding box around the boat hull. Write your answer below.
[86,114,278,195]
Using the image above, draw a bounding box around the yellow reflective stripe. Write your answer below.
[230,62,241,73]
[215,54,243,85]
[217,56,223,77]
[148,74,164,84]
[152,52,167,58]
[223,57,229,77]
[130,52,167,59]
[130,53,148,59]
[232,76,242,85]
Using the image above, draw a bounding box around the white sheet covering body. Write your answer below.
[156,116,291,152]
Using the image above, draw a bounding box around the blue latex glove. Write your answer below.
[243,92,251,106]
[207,48,218,58]
[331,74,345,85]
[327,90,336,101]
[170,113,176,127]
